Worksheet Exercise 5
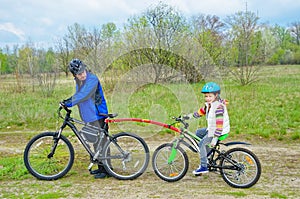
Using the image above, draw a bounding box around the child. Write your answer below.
[192,82,230,174]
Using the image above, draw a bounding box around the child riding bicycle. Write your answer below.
[191,82,230,175]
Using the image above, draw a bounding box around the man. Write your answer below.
[63,58,110,179]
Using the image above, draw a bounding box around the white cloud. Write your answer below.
[0,23,25,41]
[0,0,299,48]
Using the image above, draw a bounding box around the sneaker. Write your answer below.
[94,172,110,179]
[192,166,208,175]
[90,169,101,175]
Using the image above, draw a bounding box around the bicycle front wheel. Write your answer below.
[23,132,74,180]
[102,132,150,180]
[152,143,189,182]
[220,147,261,188]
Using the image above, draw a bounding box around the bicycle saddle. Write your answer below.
[99,113,118,118]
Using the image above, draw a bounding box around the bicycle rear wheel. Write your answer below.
[152,143,189,182]
[220,147,261,188]
[102,132,150,180]
[23,132,74,180]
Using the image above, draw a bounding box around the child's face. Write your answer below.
[204,93,218,104]
[75,70,87,81]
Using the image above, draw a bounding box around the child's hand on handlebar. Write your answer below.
[182,113,193,120]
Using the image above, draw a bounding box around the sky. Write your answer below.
[0,0,300,49]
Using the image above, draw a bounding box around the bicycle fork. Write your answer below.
[168,139,180,164]
[47,128,63,158]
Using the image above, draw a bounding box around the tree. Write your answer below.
[55,37,71,76]
[271,25,294,64]
[36,48,57,97]
[225,11,262,85]
[18,44,37,91]
[290,21,300,45]
[83,26,103,73]
[189,14,226,81]
[191,14,225,64]
[122,2,193,83]
[272,25,292,49]
[66,23,89,58]
[87,23,120,74]
[0,49,9,74]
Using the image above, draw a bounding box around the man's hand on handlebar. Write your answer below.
[59,101,71,113]
[59,101,66,108]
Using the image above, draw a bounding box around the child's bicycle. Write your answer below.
[23,103,150,180]
[152,115,261,188]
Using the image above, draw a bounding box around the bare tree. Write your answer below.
[190,14,226,78]
[66,23,90,58]
[55,37,71,76]
[225,11,262,85]
[83,27,103,73]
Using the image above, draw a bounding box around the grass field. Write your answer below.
[0,65,299,140]
[0,65,300,198]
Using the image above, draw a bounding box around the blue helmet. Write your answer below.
[201,82,220,94]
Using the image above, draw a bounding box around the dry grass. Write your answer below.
[0,132,299,199]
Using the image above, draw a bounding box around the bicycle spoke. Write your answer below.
[152,143,189,182]
[220,148,261,188]
[103,133,149,180]
[24,132,74,180]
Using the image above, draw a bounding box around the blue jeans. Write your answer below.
[196,128,212,168]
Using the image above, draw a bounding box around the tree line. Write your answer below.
[0,2,300,92]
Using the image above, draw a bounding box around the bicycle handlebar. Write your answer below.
[171,115,189,129]
[57,102,118,119]
[58,102,72,119]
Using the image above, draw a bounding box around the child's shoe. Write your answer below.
[193,166,208,175]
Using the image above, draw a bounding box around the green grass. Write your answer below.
[270,192,288,198]
[0,156,29,180]
[0,65,299,141]
[224,191,247,197]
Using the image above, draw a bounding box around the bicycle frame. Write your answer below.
[56,106,146,170]
[55,106,110,168]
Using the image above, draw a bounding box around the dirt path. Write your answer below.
[0,133,299,199]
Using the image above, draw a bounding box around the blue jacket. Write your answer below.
[64,71,108,122]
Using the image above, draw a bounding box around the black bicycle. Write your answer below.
[152,115,261,188]
[24,103,150,180]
